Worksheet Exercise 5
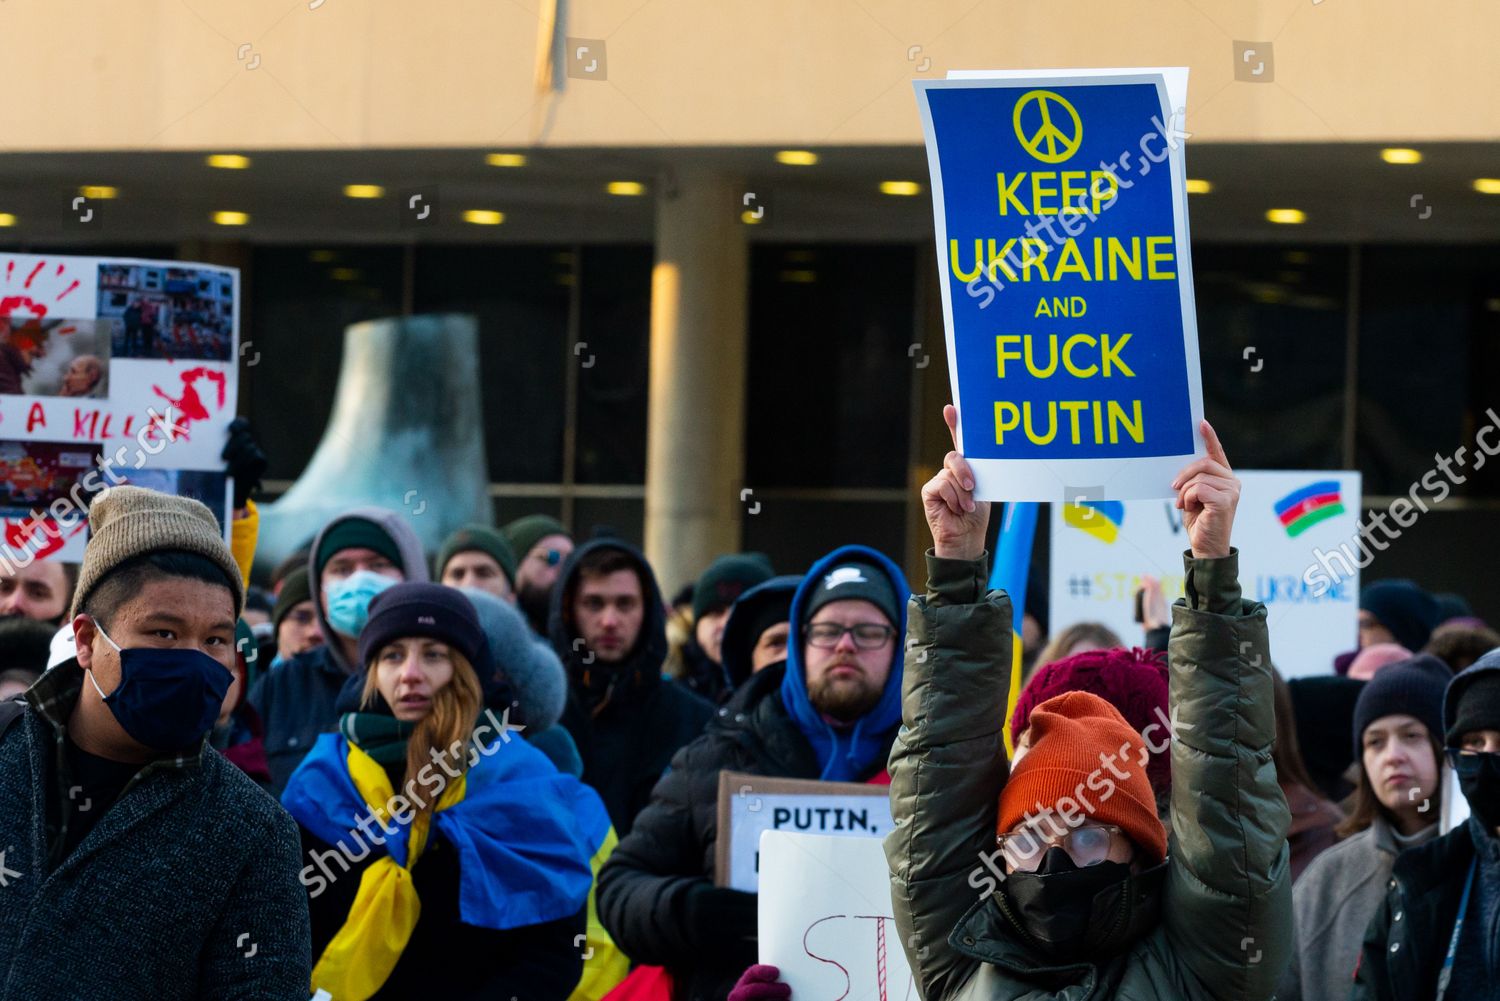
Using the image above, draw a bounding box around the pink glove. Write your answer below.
[729,965,791,1001]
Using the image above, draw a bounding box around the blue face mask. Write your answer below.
[85,620,234,751]
[325,570,399,638]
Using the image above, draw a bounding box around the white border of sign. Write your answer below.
[914,67,1204,502]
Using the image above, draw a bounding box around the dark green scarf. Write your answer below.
[339,712,415,767]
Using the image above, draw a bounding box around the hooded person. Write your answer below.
[249,508,427,795]
[550,537,714,836]
[598,546,908,1001]
[718,574,801,692]
[1354,650,1500,1000]
[1282,654,1450,1000]
[730,412,1289,1001]
[282,582,611,1001]
[674,553,774,703]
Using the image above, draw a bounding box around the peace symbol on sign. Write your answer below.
[1013,90,1082,164]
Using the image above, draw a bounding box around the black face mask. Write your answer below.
[998,847,1166,963]
[1452,750,1500,833]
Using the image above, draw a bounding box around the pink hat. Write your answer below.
[1348,642,1414,682]
[1011,646,1170,797]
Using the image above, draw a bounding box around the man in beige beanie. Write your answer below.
[0,485,311,1000]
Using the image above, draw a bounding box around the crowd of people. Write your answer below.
[0,409,1498,1000]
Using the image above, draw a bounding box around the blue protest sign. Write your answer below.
[915,69,1205,502]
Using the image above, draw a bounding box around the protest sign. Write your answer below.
[758,831,913,1001]
[915,68,1203,502]
[0,254,238,564]
[1047,469,1362,677]
[715,771,892,893]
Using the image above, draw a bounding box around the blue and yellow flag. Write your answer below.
[988,501,1038,756]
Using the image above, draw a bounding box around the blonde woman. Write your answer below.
[282,583,611,1001]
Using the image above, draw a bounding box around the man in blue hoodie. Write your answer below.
[597,544,908,1001]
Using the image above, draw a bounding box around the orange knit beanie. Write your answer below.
[997,690,1168,864]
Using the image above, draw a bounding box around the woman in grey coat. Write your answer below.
[1280,654,1452,1000]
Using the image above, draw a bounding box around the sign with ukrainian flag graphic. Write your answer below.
[1047,470,1362,678]
[914,68,1204,502]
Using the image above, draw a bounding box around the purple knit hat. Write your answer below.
[1011,646,1172,796]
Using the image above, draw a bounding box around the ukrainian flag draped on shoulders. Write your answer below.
[282,720,612,1001]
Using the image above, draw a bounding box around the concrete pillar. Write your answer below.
[643,168,748,595]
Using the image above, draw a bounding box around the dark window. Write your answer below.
[1355,245,1500,497]
[1192,244,1350,471]
[575,245,652,484]
[746,245,918,489]
[247,246,404,479]
[740,498,908,581]
[414,246,572,484]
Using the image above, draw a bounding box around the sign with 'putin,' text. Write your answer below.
[915,69,1205,501]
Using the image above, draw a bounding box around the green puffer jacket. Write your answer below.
[885,549,1291,1001]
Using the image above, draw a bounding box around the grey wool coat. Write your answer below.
[0,663,311,1000]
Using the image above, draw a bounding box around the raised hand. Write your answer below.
[1170,420,1239,560]
[920,405,991,561]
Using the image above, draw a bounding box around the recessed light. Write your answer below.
[1266,208,1306,224]
[1185,179,1212,194]
[1474,178,1500,195]
[329,267,361,282]
[775,150,819,166]
[1380,148,1421,165]
[343,184,385,199]
[879,180,921,196]
[0,214,16,227]
[206,154,251,170]
[212,211,249,226]
[309,250,337,263]
[780,269,818,283]
[606,181,646,196]
[463,209,505,225]
[486,153,527,167]
[78,186,118,200]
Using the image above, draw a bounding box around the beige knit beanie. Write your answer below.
[69,485,244,619]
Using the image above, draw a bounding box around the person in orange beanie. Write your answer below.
[885,409,1289,1000]
[728,410,1291,1001]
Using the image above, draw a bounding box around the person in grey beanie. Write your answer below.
[0,485,310,1000]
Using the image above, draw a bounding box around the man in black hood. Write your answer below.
[551,537,713,836]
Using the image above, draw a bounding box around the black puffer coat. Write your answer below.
[596,663,896,1001]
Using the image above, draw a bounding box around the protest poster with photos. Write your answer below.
[0,255,238,565]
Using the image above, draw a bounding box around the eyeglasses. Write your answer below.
[806,622,896,650]
[995,823,1122,872]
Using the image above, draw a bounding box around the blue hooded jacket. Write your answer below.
[780,544,909,782]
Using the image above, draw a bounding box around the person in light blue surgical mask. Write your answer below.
[0,485,312,997]
[247,508,427,796]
